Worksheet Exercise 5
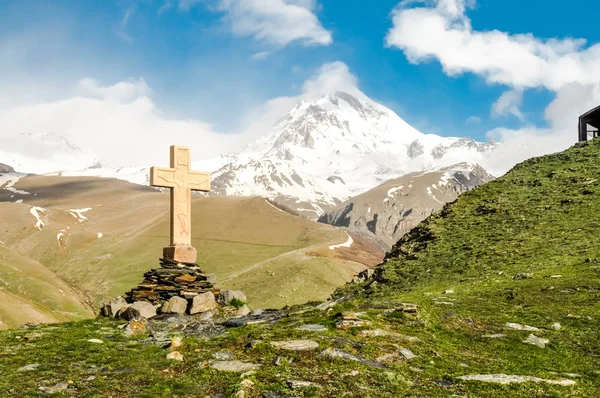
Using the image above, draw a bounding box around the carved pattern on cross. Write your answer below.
[150,145,211,246]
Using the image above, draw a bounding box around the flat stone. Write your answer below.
[336,312,372,330]
[271,340,319,351]
[505,322,541,331]
[483,334,507,339]
[513,272,534,280]
[166,351,184,361]
[218,290,247,306]
[318,348,386,369]
[211,361,262,372]
[18,363,40,371]
[523,334,549,348]
[162,296,188,314]
[163,244,197,263]
[102,296,128,318]
[213,352,234,360]
[359,329,421,342]
[87,339,103,344]
[190,292,218,314]
[297,324,327,332]
[443,290,455,294]
[39,382,69,394]
[131,301,157,319]
[551,322,561,330]
[286,380,322,389]
[376,353,401,363]
[175,274,197,283]
[458,374,575,386]
[399,347,416,360]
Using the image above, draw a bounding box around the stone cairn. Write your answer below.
[102,258,249,321]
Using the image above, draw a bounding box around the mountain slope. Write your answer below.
[211,90,495,218]
[0,174,380,328]
[319,162,493,247]
[1,141,598,397]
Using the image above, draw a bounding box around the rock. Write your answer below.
[336,312,372,330]
[241,379,254,388]
[286,380,322,389]
[523,334,549,348]
[399,347,416,360]
[38,382,69,394]
[166,351,184,361]
[551,322,561,330]
[131,301,157,319]
[162,296,188,314]
[262,393,298,398]
[87,339,103,344]
[505,322,541,331]
[270,340,319,351]
[483,334,507,339]
[236,304,252,317]
[513,272,534,280]
[385,303,418,315]
[273,356,292,366]
[376,353,401,364]
[170,336,183,350]
[458,374,576,386]
[319,348,386,369]
[213,352,234,360]
[211,361,262,372]
[218,290,247,306]
[18,363,40,371]
[359,329,421,342]
[190,292,218,314]
[123,318,151,337]
[297,324,327,332]
[102,296,128,318]
[117,305,139,321]
[443,289,455,294]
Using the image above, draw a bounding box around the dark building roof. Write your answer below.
[579,105,600,141]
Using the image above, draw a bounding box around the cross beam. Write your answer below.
[151,145,210,263]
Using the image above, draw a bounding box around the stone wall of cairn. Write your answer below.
[126,258,218,305]
[102,258,250,320]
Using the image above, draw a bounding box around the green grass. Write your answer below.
[2,141,600,396]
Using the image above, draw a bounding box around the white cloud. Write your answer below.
[301,61,357,95]
[491,89,524,121]
[214,0,332,47]
[74,78,152,102]
[0,62,357,172]
[0,79,239,170]
[179,0,202,10]
[386,0,600,175]
[386,0,600,91]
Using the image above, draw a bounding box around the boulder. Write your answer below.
[131,301,157,319]
[218,290,247,306]
[190,292,218,314]
[102,296,128,318]
[123,318,151,337]
[117,305,139,321]
[161,296,188,314]
[236,304,252,317]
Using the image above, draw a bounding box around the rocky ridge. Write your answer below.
[319,162,493,248]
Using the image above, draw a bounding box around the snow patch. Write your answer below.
[426,187,443,204]
[68,208,92,222]
[6,187,30,195]
[386,186,403,198]
[97,232,103,239]
[329,233,353,250]
[30,207,46,230]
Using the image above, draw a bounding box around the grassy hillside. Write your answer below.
[1,141,599,397]
[0,176,376,329]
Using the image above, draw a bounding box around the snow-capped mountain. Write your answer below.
[209,89,495,218]
[0,132,99,174]
[1,89,496,219]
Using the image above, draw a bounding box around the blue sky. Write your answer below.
[1,0,600,169]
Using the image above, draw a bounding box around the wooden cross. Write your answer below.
[150,145,210,263]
